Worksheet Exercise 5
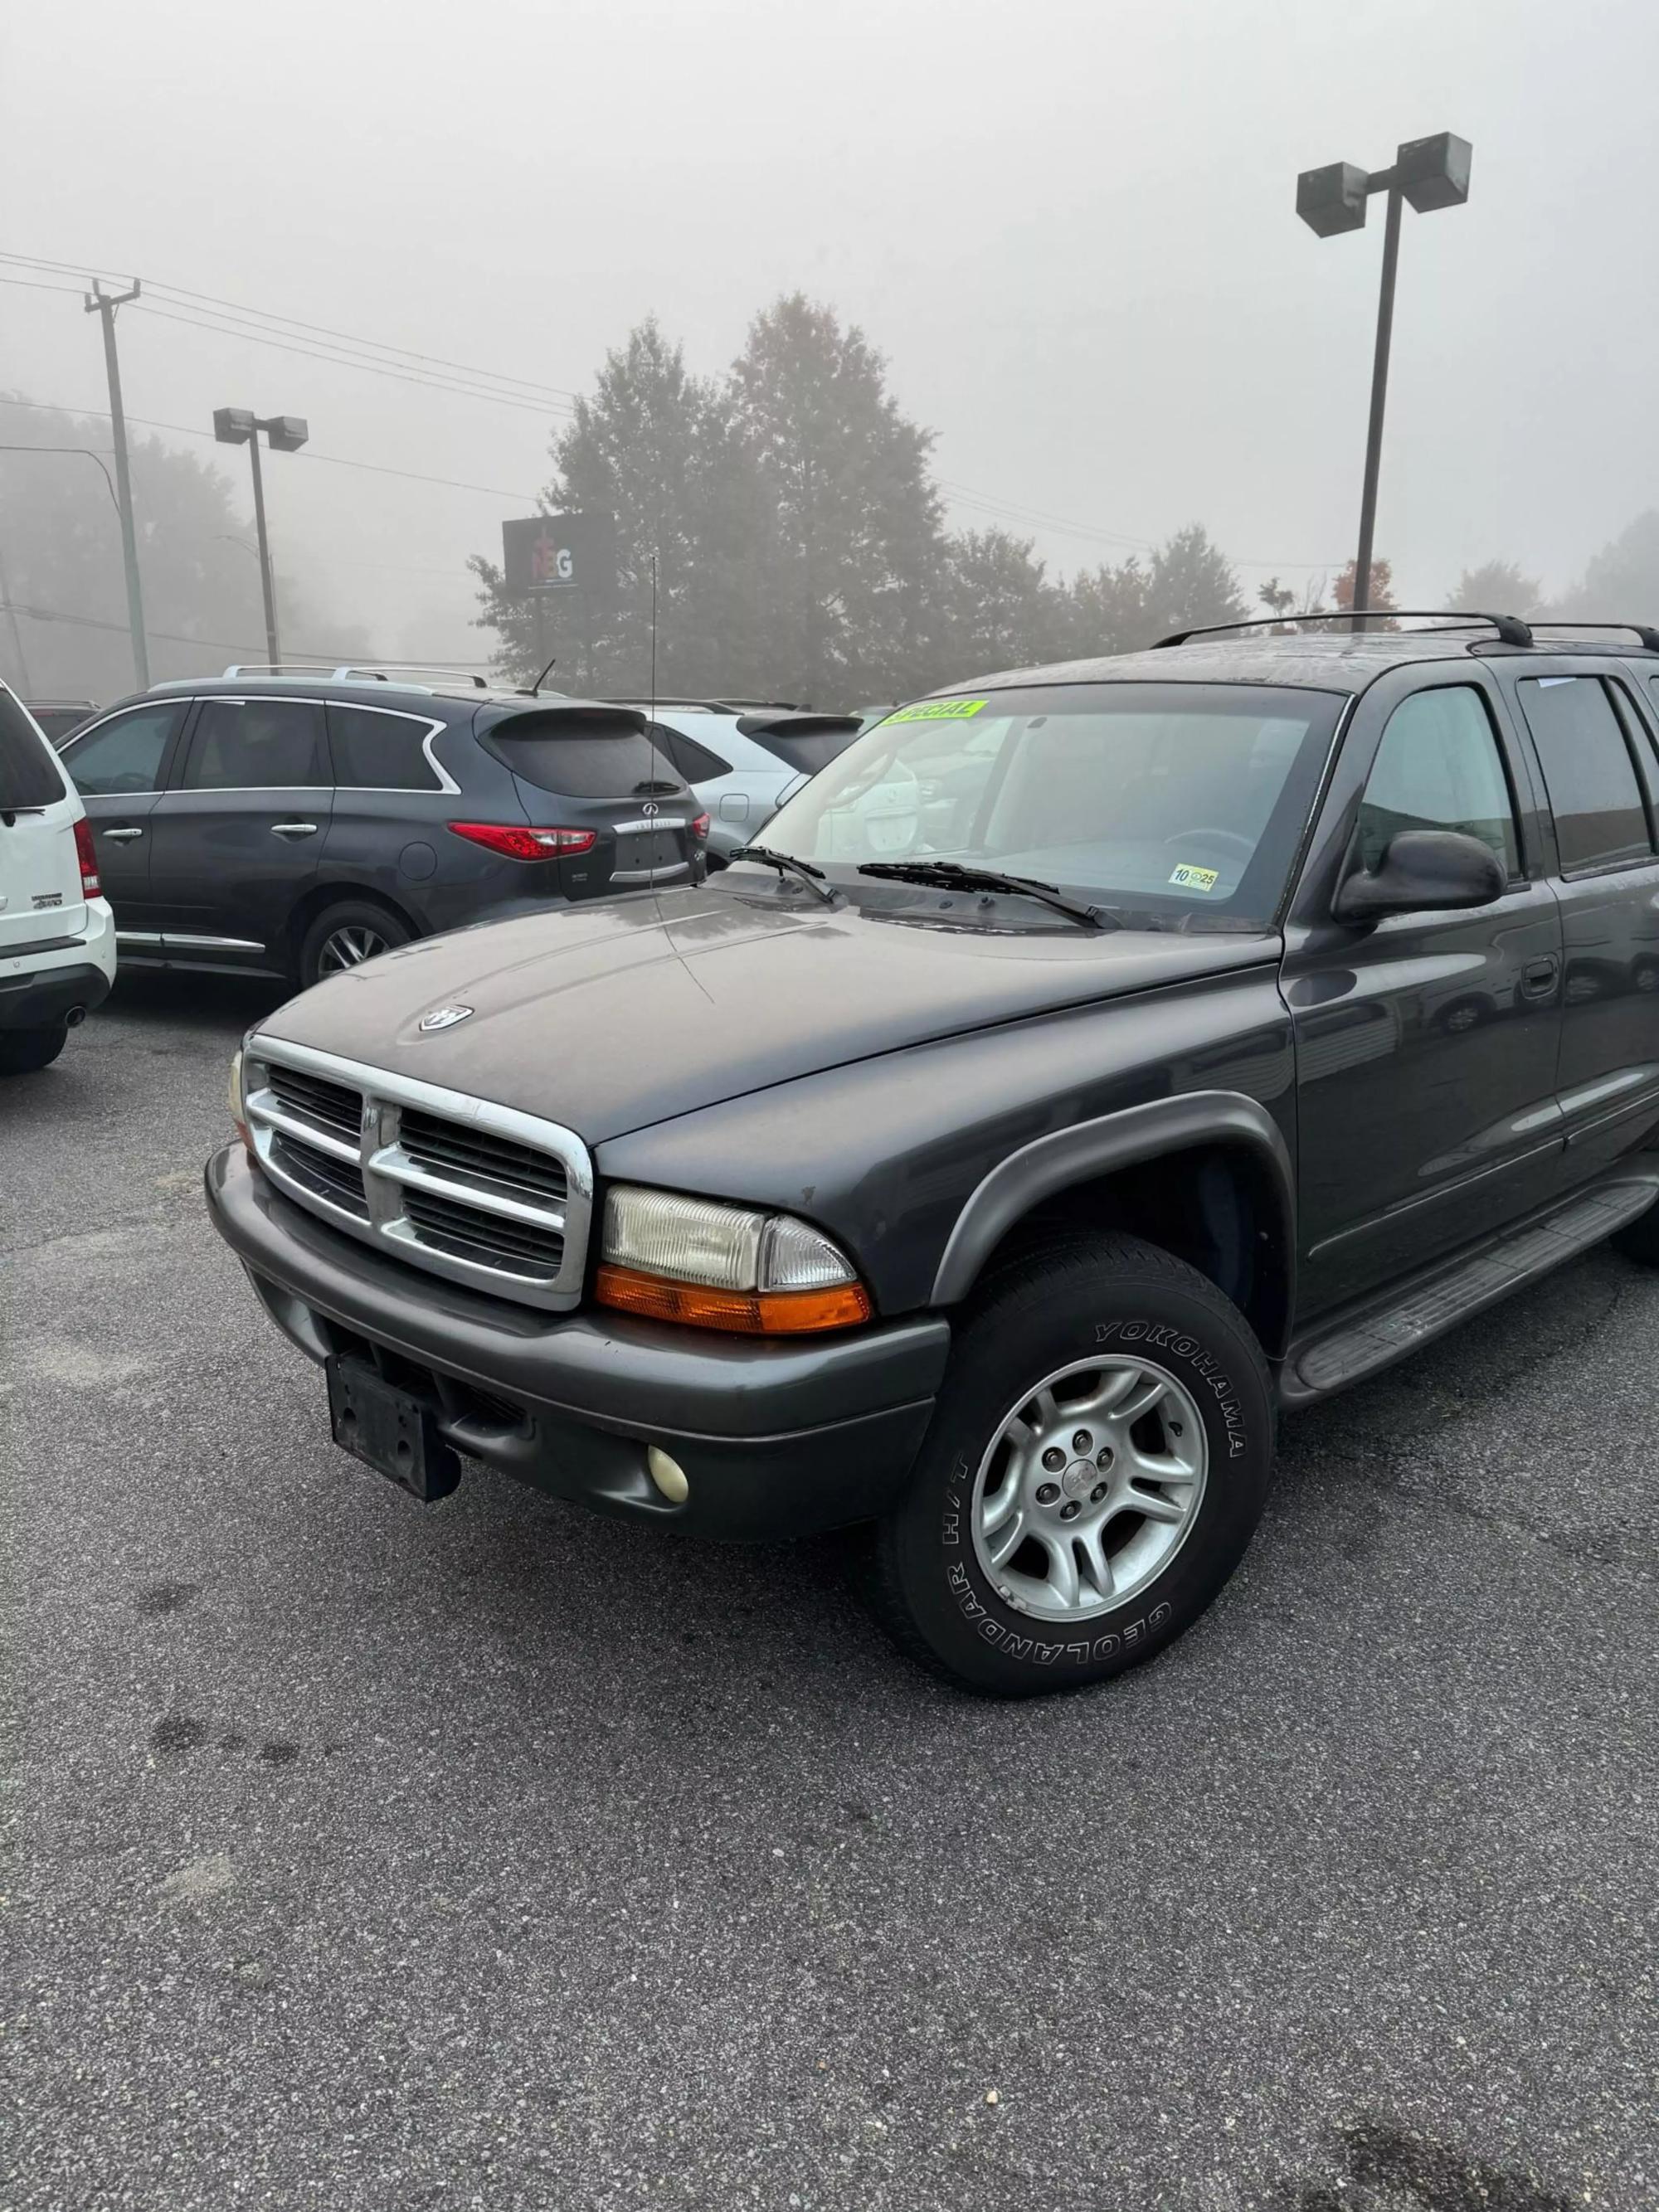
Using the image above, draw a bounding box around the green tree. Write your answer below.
[939,527,1063,673]
[1143,524,1248,641]
[1550,512,1659,620]
[0,395,364,700]
[1449,559,1542,616]
[728,294,945,702]
[470,317,761,696]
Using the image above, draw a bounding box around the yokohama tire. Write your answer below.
[870,1234,1276,1697]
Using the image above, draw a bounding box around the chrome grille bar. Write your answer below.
[241,1033,593,1311]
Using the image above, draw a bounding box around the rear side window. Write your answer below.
[328,704,443,791]
[649,725,732,782]
[747,727,862,776]
[62,702,185,795]
[1358,686,1520,876]
[1516,676,1653,873]
[182,698,327,790]
[482,711,686,800]
[0,688,68,809]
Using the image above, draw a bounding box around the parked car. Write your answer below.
[205,615,1659,1695]
[0,683,115,1072]
[54,665,708,988]
[619,702,864,865]
[26,698,98,746]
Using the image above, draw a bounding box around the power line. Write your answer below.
[0,247,580,401]
[0,592,494,665]
[128,300,576,417]
[0,394,543,503]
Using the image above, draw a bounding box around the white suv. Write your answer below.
[0,682,116,1073]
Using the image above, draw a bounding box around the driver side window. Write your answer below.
[1358,687,1520,878]
[61,702,185,796]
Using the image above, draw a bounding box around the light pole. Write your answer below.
[1297,132,1472,626]
[212,409,309,665]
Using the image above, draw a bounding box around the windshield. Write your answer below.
[757,682,1346,926]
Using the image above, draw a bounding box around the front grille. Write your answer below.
[270,1131,369,1217]
[399,1108,567,1208]
[242,1038,591,1312]
[401,1187,565,1278]
[267,1063,362,1145]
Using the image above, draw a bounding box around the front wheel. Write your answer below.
[870,1235,1275,1696]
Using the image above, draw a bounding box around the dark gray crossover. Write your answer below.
[56,666,708,988]
[204,616,1659,1694]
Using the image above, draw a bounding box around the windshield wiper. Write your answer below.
[856,860,1116,931]
[731,843,838,906]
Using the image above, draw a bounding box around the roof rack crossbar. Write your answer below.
[1154,610,1535,649]
[1527,622,1659,653]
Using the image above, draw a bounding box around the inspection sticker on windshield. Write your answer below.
[1169,863,1220,892]
[883,698,988,724]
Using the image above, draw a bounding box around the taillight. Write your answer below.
[447,821,597,861]
[690,812,711,841]
[74,817,100,897]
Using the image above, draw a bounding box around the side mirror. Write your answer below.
[1333,829,1506,923]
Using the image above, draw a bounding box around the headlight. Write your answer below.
[596,1186,873,1334]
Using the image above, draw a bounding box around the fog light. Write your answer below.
[647,1446,689,1505]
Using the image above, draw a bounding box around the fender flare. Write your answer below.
[929,1088,1296,1326]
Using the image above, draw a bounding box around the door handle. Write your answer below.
[102,826,144,842]
[270,822,319,839]
[1522,956,1559,998]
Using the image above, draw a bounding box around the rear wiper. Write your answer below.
[857,860,1115,931]
[633,779,684,795]
[730,843,837,907]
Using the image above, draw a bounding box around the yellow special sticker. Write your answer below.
[1169,863,1220,892]
[883,698,989,724]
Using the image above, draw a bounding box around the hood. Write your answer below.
[260,882,1278,1142]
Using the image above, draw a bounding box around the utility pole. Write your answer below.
[83,280,150,689]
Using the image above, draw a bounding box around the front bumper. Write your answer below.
[204,1144,950,1539]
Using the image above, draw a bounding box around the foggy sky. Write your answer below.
[4,0,1656,669]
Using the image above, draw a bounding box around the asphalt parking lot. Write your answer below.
[7,974,1656,2212]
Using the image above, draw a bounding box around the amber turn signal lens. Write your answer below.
[595,1265,872,1334]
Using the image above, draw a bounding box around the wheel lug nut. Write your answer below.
[1035,1481,1060,1505]
[1059,1500,1081,1520]
[1090,1483,1108,1502]
[1072,1431,1092,1453]
[1042,1447,1065,1471]
[1096,1446,1113,1468]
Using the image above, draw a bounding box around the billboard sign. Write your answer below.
[502,512,618,603]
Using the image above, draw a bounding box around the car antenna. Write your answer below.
[525,651,557,695]
[647,550,661,899]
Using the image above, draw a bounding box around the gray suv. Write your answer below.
[204,615,1659,1695]
[58,667,708,988]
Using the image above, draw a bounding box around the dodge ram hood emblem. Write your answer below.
[418,1004,474,1033]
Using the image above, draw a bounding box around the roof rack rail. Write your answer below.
[1154,610,1535,649]
[333,663,491,689]
[218,663,337,678]
[1527,621,1659,653]
[216,661,493,689]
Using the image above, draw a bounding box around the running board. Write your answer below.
[1281,1174,1659,1405]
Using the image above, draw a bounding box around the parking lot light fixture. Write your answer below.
[1297,133,1472,626]
[213,408,309,665]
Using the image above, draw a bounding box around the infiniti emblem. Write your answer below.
[418,1004,474,1033]
[640,800,659,817]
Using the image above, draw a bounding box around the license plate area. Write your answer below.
[615,829,684,873]
[326,1356,461,1501]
